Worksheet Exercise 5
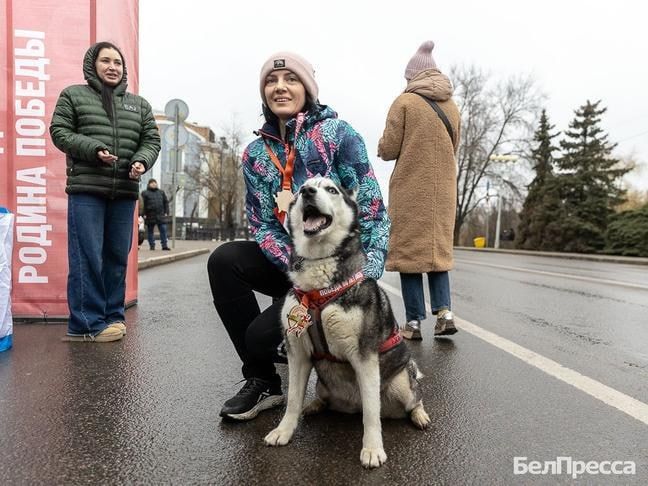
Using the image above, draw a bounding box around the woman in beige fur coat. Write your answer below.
[378,40,460,340]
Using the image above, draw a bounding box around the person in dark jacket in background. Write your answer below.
[50,41,160,343]
[140,178,170,251]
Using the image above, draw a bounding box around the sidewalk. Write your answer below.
[137,238,222,269]
[455,246,648,266]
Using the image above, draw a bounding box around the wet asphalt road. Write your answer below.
[1,250,647,485]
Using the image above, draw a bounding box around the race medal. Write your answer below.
[274,189,293,214]
[287,304,311,337]
[264,143,296,218]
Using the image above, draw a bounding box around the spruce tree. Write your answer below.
[605,203,648,256]
[552,100,629,252]
[515,109,559,249]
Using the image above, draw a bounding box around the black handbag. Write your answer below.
[415,93,455,145]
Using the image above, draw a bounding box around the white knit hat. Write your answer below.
[404,41,438,80]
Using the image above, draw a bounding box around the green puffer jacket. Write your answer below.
[50,44,161,200]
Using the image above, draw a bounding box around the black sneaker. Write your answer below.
[220,377,284,421]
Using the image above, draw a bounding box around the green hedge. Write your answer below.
[605,204,648,256]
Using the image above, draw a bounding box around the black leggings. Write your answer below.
[207,241,291,380]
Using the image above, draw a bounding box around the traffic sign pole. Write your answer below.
[171,105,179,248]
[163,99,189,250]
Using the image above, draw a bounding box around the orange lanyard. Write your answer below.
[264,143,295,191]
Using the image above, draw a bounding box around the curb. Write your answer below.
[454,246,648,266]
[138,248,210,270]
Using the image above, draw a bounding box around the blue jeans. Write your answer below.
[399,272,451,322]
[147,222,168,249]
[67,194,136,336]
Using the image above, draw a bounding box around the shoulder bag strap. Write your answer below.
[415,93,455,146]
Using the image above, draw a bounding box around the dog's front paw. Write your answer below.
[410,404,431,429]
[264,427,294,446]
[360,447,387,468]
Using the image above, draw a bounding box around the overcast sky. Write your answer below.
[139,0,648,196]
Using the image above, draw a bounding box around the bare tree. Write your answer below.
[616,153,647,211]
[180,138,206,221]
[451,64,544,244]
[219,119,246,231]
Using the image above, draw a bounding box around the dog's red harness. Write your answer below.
[290,271,403,363]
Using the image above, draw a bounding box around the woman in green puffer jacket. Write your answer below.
[50,41,160,342]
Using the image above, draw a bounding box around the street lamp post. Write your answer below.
[485,180,491,247]
[494,194,503,249]
[486,153,518,248]
[485,197,490,247]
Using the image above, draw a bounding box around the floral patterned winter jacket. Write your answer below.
[242,105,390,280]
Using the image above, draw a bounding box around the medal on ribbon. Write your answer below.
[265,143,296,220]
[274,189,294,213]
[287,304,311,337]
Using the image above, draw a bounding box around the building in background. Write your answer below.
[146,112,246,239]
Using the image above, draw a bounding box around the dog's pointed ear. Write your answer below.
[344,185,358,202]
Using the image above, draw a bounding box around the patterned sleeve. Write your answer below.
[242,144,292,272]
[334,121,390,279]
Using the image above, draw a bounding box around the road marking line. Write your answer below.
[379,281,648,426]
[455,258,648,291]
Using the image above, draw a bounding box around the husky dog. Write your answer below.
[264,176,430,468]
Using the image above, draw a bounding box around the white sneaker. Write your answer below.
[434,310,457,336]
[62,326,124,342]
[108,322,127,335]
[402,320,422,340]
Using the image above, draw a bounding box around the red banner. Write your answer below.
[0,0,140,319]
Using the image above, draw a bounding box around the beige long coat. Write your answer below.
[378,69,460,273]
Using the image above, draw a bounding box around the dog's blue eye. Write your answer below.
[326,187,338,195]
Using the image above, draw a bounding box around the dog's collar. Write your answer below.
[293,270,364,309]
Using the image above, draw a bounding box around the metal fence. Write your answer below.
[168,217,249,241]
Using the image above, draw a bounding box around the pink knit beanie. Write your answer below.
[404,41,438,80]
[259,51,319,104]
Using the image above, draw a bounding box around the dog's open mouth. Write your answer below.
[302,204,332,235]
